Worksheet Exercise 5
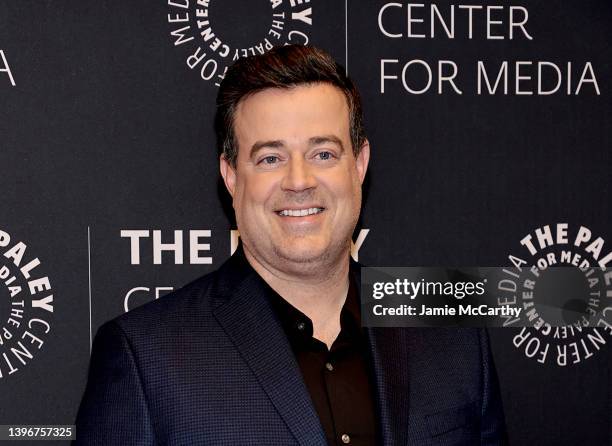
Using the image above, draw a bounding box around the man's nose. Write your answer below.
[280,157,317,192]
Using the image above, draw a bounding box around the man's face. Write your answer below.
[220,83,369,273]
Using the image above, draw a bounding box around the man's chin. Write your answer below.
[273,240,332,265]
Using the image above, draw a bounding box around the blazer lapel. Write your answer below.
[211,255,327,446]
[351,261,411,446]
[366,327,412,446]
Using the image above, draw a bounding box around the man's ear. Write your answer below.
[219,154,237,198]
[355,139,370,185]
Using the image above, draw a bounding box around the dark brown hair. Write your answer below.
[215,45,366,166]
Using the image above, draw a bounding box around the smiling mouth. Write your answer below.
[276,207,325,217]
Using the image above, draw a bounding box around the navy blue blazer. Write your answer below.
[75,252,507,445]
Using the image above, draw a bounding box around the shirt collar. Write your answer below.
[231,245,363,350]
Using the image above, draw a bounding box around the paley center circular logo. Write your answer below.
[0,229,54,379]
[166,0,314,86]
[497,223,612,367]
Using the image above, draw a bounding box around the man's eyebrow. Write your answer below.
[249,140,285,158]
[249,135,345,158]
[309,135,345,153]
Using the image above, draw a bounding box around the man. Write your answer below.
[75,45,507,445]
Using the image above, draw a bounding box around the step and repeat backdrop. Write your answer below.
[1,1,610,444]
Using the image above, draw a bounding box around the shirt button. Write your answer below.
[341,433,351,444]
[325,362,334,372]
[297,322,306,331]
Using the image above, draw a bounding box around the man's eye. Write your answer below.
[260,155,279,165]
[316,151,334,160]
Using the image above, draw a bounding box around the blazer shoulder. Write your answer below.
[109,267,221,338]
[105,251,252,338]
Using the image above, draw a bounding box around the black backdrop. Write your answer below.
[1,1,610,445]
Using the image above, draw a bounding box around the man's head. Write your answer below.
[216,45,367,167]
[216,45,370,276]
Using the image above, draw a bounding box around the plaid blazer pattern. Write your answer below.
[75,251,507,445]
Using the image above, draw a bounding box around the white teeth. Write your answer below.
[278,208,324,217]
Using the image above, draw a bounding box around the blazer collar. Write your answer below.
[211,249,327,446]
[212,249,410,446]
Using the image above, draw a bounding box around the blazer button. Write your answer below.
[325,362,334,372]
[341,433,351,444]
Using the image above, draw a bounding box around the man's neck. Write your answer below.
[243,246,351,349]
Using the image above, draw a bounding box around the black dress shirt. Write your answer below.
[264,274,378,446]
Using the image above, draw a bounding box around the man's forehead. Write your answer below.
[231,83,352,161]
[235,82,349,116]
